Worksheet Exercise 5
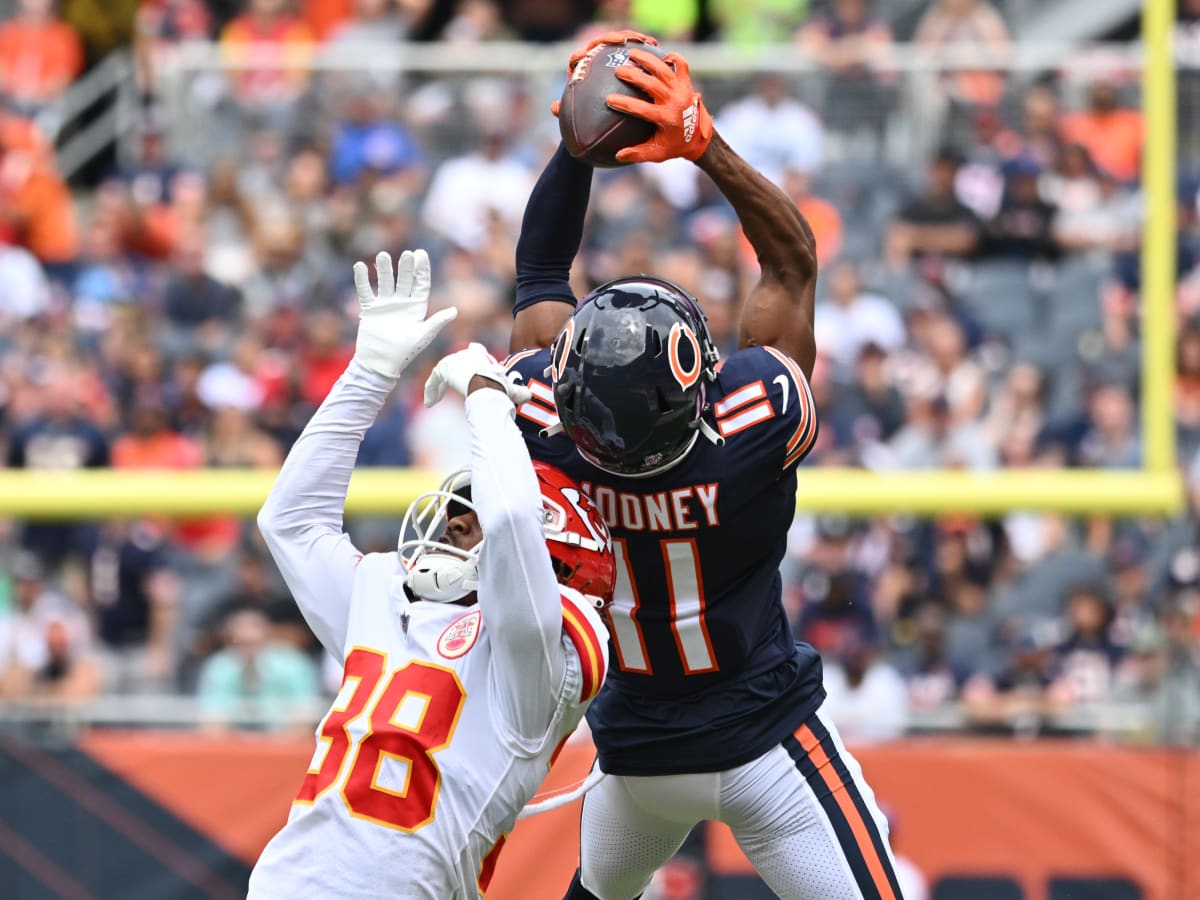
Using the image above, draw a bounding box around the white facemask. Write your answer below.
[397,468,481,604]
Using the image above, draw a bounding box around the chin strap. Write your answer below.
[693,416,724,447]
[540,421,564,438]
[517,765,607,819]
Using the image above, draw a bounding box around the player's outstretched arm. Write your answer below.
[608,49,818,377]
[510,143,593,353]
[258,250,456,656]
[425,345,567,747]
[697,132,818,377]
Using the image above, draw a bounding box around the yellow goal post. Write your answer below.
[0,1,1182,519]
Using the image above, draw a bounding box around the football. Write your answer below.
[558,39,669,168]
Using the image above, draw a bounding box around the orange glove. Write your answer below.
[551,30,659,117]
[606,49,713,164]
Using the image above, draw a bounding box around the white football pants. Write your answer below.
[578,708,903,900]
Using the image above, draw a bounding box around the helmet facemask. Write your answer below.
[398,469,481,604]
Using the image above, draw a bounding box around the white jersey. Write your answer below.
[248,361,609,899]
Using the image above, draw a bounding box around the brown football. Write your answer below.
[558,40,669,168]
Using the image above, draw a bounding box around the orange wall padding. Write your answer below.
[80,732,1200,900]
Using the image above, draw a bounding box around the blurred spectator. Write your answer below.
[1107,531,1156,647]
[300,0,353,40]
[112,391,204,469]
[954,107,1024,221]
[421,126,534,252]
[134,0,214,95]
[0,237,51,326]
[0,550,98,703]
[240,210,329,315]
[626,0,699,42]
[189,547,316,678]
[0,0,84,116]
[822,630,910,742]
[780,167,842,266]
[1046,582,1127,711]
[887,390,995,471]
[0,112,79,267]
[713,74,824,190]
[328,90,423,188]
[201,399,281,470]
[886,148,980,269]
[1077,382,1140,469]
[136,0,212,43]
[796,0,894,152]
[325,0,402,43]
[161,227,243,351]
[297,309,354,407]
[90,520,180,692]
[962,621,1058,732]
[1017,84,1064,172]
[219,0,314,113]
[710,0,808,48]
[505,0,588,41]
[442,0,513,43]
[914,0,1010,115]
[197,607,321,731]
[894,604,970,711]
[72,216,139,332]
[793,517,877,656]
[1153,596,1200,744]
[976,155,1058,262]
[1046,144,1139,257]
[1059,77,1143,185]
[985,361,1046,452]
[831,341,907,457]
[814,260,904,376]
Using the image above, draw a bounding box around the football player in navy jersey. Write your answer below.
[504,31,904,900]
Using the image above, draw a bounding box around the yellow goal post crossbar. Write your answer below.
[0,1,1184,520]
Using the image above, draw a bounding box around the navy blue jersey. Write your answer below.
[507,345,826,775]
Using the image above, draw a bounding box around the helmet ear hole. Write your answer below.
[552,557,577,584]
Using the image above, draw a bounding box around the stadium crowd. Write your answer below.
[0,0,1197,744]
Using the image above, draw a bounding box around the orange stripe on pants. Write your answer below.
[795,723,897,900]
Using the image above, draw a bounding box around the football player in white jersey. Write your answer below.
[248,249,615,900]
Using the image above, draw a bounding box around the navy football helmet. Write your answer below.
[550,276,720,478]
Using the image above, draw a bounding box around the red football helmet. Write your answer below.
[534,461,616,609]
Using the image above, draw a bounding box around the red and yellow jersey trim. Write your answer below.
[560,592,608,704]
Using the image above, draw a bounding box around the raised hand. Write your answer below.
[424,342,533,408]
[606,49,713,163]
[352,249,458,379]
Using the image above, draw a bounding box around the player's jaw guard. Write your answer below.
[551,277,720,478]
[399,470,481,603]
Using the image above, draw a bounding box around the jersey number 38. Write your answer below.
[295,648,466,831]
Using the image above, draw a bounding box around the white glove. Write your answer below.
[424,342,533,408]
[352,249,458,379]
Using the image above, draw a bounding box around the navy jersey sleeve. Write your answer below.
[504,348,579,470]
[710,346,818,472]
